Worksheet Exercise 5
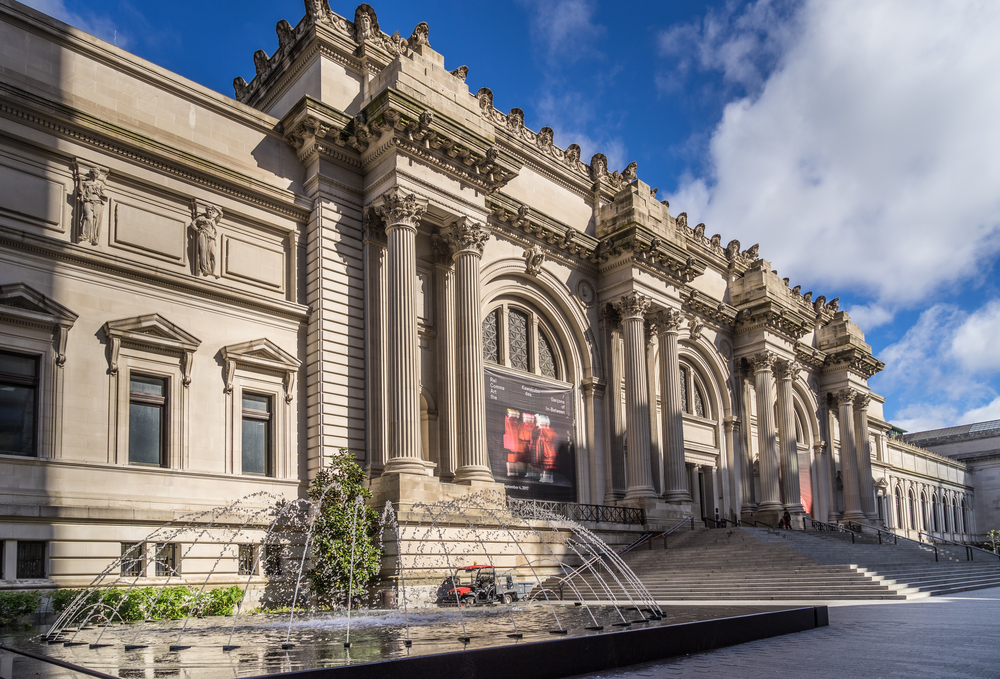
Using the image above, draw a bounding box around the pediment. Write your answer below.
[104,314,201,352]
[0,283,78,327]
[220,338,300,371]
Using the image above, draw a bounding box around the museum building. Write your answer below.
[0,0,983,588]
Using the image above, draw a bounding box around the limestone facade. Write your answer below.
[0,0,986,589]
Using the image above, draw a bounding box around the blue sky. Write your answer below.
[25,0,1000,432]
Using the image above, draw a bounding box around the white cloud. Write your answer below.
[665,0,1000,306]
[20,0,127,47]
[958,396,1000,425]
[845,303,894,331]
[517,0,605,67]
[949,300,1000,372]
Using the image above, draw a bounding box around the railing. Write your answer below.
[703,516,741,529]
[811,519,856,543]
[507,498,645,525]
[621,516,696,554]
[920,531,1000,562]
[752,520,775,530]
[824,520,940,561]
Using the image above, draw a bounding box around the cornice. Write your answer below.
[794,342,827,370]
[486,193,598,268]
[823,345,885,379]
[0,223,309,322]
[597,226,706,284]
[734,301,813,342]
[0,83,310,221]
[680,288,738,327]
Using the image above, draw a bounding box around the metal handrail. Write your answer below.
[920,531,1000,562]
[811,519,855,543]
[623,516,696,554]
[508,498,645,526]
[752,520,775,530]
[703,516,741,529]
[826,520,939,561]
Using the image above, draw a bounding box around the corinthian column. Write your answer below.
[443,217,493,483]
[375,187,428,474]
[775,359,806,526]
[362,208,388,475]
[834,389,865,522]
[750,352,783,515]
[854,392,878,521]
[614,292,656,500]
[652,308,690,504]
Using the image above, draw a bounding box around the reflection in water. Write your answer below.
[1,604,788,678]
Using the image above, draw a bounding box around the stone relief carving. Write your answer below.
[362,206,387,244]
[353,4,379,45]
[506,108,525,136]
[75,163,109,246]
[450,65,468,81]
[408,22,430,47]
[276,20,295,49]
[576,279,596,308]
[233,77,249,100]
[253,50,271,80]
[749,351,778,372]
[442,217,491,256]
[523,244,545,276]
[614,291,652,319]
[650,308,683,332]
[374,186,426,229]
[190,203,222,278]
[774,359,802,381]
[832,388,857,406]
[688,316,704,342]
[589,153,607,182]
[621,161,638,183]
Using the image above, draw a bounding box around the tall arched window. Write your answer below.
[908,490,916,529]
[921,492,928,530]
[482,303,564,381]
[679,361,711,419]
[961,499,968,535]
[894,487,903,528]
[931,494,939,531]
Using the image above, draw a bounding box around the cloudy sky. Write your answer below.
[24,0,1000,432]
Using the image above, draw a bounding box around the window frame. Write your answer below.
[0,349,40,457]
[154,542,178,577]
[238,544,257,576]
[240,392,273,477]
[127,373,168,467]
[482,302,566,383]
[16,540,47,579]
[120,542,145,578]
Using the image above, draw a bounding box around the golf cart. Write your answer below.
[447,564,520,606]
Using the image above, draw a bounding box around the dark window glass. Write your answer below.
[679,365,689,414]
[121,542,144,577]
[263,544,282,577]
[129,375,166,465]
[155,543,177,576]
[242,394,271,476]
[0,350,38,457]
[17,541,46,579]
[238,544,256,576]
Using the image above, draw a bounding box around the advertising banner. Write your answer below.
[484,366,576,502]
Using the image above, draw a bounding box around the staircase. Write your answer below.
[538,526,1000,602]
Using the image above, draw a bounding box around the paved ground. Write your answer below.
[573,587,1000,679]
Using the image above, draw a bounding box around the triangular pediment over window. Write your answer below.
[103,314,201,385]
[220,338,301,401]
[0,283,78,329]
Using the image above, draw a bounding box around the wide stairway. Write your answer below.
[542,526,1000,602]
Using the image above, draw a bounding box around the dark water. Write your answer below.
[0,603,788,678]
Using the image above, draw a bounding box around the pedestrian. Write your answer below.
[782,509,792,530]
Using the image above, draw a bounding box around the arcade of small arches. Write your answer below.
[882,481,975,541]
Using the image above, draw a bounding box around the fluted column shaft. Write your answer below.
[853,394,878,521]
[739,370,757,515]
[835,389,865,521]
[376,188,427,474]
[655,309,690,504]
[724,417,739,520]
[616,293,656,500]
[432,236,457,481]
[751,353,782,513]
[775,360,806,523]
[362,210,388,475]
[445,218,493,483]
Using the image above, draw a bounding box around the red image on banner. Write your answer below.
[485,367,575,501]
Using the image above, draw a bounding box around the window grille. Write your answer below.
[679,365,688,413]
[17,541,46,579]
[155,543,177,577]
[538,329,557,378]
[239,544,256,576]
[508,309,529,371]
[482,309,499,364]
[121,542,144,578]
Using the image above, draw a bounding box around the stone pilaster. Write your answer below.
[724,416,740,521]
[362,209,388,475]
[775,359,806,528]
[853,393,878,522]
[443,217,493,483]
[750,352,783,516]
[645,325,662,495]
[375,187,431,475]
[833,389,865,522]
[600,306,626,502]
[738,368,758,517]
[614,292,656,500]
[688,463,701,513]
[653,308,690,504]
[431,234,457,481]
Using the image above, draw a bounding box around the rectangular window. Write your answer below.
[238,544,256,576]
[121,542,144,577]
[263,544,282,577]
[0,350,39,457]
[128,375,166,466]
[241,393,271,476]
[154,543,177,577]
[16,541,46,579]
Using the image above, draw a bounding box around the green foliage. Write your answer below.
[986,529,1000,554]
[0,590,42,626]
[49,585,244,624]
[306,448,383,606]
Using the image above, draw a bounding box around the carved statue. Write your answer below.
[537,126,554,149]
[233,77,249,100]
[725,239,740,260]
[693,223,706,239]
[253,50,270,79]
[621,161,638,183]
[524,245,545,276]
[476,87,494,113]
[276,20,295,49]
[76,166,108,246]
[745,243,760,259]
[408,22,430,47]
[564,144,581,165]
[354,4,378,45]
[507,108,525,135]
[676,212,688,229]
[710,234,722,249]
[589,153,607,181]
[450,65,468,81]
[305,0,330,21]
[191,204,222,277]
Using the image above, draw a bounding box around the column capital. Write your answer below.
[441,216,491,257]
[614,291,652,320]
[649,307,683,334]
[854,392,872,411]
[374,186,426,230]
[362,206,387,245]
[773,359,803,381]
[748,350,778,373]
[430,233,453,266]
[831,388,858,407]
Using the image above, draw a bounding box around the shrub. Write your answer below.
[196,586,243,616]
[0,590,42,626]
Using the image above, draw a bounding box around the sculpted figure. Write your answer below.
[408,22,429,47]
[77,166,108,246]
[524,245,545,276]
[589,153,607,182]
[191,205,222,277]
[354,5,378,45]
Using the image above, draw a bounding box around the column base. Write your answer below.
[840,511,865,523]
[663,490,692,504]
[453,465,494,484]
[782,504,807,530]
[751,508,782,527]
[624,485,658,501]
[383,457,436,476]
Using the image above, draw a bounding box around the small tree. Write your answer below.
[986,529,1000,554]
[306,449,383,606]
